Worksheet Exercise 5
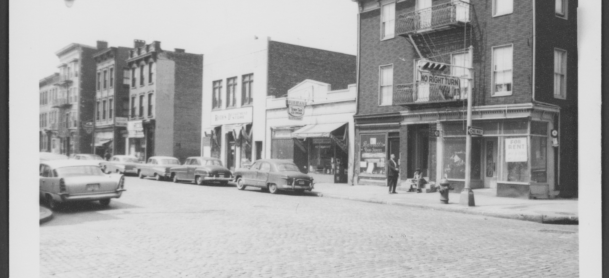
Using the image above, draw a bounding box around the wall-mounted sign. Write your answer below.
[505,137,527,162]
[551,129,558,138]
[419,72,460,88]
[115,117,128,127]
[83,122,94,134]
[468,126,483,136]
[312,138,331,144]
[287,99,306,120]
[127,120,144,138]
[211,107,253,126]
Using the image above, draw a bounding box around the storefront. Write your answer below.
[205,107,253,171]
[355,128,401,185]
[94,129,114,158]
[127,120,154,161]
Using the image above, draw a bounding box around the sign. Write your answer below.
[127,120,144,138]
[83,122,94,134]
[312,138,331,144]
[419,72,460,88]
[115,117,128,127]
[551,129,558,138]
[467,126,483,136]
[432,129,442,137]
[505,137,528,162]
[211,107,252,126]
[287,99,306,120]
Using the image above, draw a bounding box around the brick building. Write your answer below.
[201,37,356,171]
[125,40,203,163]
[52,42,103,156]
[92,42,131,158]
[350,0,577,198]
[39,73,60,153]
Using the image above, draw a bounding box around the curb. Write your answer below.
[40,206,53,224]
[317,193,578,225]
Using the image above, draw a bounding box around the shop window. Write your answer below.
[380,2,395,40]
[379,65,393,106]
[492,45,513,96]
[359,134,387,176]
[443,122,467,136]
[309,138,334,174]
[503,120,528,134]
[271,138,293,159]
[492,0,513,17]
[530,121,548,136]
[554,49,567,99]
[443,138,465,179]
[478,121,500,135]
[504,137,529,182]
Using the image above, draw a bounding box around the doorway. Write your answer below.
[407,125,429,178]
[483,138,498,189]
[226,133,236,171]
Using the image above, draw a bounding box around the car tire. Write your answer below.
[99,199,111,207]
[172,174,179,183]
[155,174,162,181]
[138,171,145,179]
[196,176,204,185]
[46,195,63,211]
[236,178,246,190]
[268,183,278,194]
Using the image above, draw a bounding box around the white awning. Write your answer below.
[291,123,346,139]
[94,139,112,147]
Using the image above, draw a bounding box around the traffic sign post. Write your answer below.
[467,126,483,136]
[460,46,476,207]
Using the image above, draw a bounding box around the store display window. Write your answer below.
[359,134,386,176]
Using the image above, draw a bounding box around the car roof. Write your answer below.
[72,153,100,157]
[41,160,102,168]
[149,156,178,160]
[113,155,137,158]
[187,156,220,160]
[40,152,69,160]
[254,159,294,164]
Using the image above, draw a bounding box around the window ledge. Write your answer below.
[492,12,513,18]
[491,92,512,97]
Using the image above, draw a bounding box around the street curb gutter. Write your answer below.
[40,206,53,224]
[318,193,578,225]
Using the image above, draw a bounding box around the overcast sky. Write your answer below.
[34,0,359,79]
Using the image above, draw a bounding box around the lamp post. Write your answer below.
[459,45,475,207]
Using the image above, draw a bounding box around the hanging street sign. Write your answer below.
[467,126,483,136]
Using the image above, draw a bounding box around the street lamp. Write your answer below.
[460,45,476,207]
[65,0,74,8]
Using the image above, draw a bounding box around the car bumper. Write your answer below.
[278,184,314,191]
[59,189,126,201]
[204,177,233,182]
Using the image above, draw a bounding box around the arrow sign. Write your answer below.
[468,126,483,136]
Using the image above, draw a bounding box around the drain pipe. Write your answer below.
[352,2,362,186]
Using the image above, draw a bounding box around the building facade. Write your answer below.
[92,42,131,158]
[52,42,101,156]
[125,40,203,163]
[39,73,60,153]
[351,0,577,198]
[201,37,356,171]
[266,80,357,184]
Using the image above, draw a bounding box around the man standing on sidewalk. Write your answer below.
[387,154,399,194]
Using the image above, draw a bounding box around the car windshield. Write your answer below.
[205,160,223,166]
[121,157,138,163]
[56,166,105,177]
[275,163,300,172]
[78,155,104,160]
[159,159,180,165]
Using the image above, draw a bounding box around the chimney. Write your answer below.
[134,39,146,48]
[97,41,108,50]
[152,41,161,51]
[174,48,185,53]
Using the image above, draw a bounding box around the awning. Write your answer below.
[291,123,346,139]
[94,139,112,147]
[202,125,220,137]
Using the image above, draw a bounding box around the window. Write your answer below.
[65,112,70,128]
[103,70,107,89]
[110,68,114,88]
[492,45,513,96]
[242,74,253,105]
[97,72,101,90]
[259,163,271,173]
[380,3,395,40]
[148,93,154,117]
[109,99,114,119]
[554,49,567,99]
[212,80,222,109]
[139,95,144,117]
[102,100,107,120]
[140,65,145,86]
[451,52,471,99]
[131,96,136,118]
[148,63,154,83]
[555,0,567,18]
[96,101,100,120]
[131,68,136,87]
[379,65,393,105]
[226,77,237,108]
[493,0,513,16]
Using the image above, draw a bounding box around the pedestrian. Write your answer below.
[411,168,426,193]
[104,149,111,161]
[386,154,399,194]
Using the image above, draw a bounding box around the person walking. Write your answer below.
[387,154,399,194]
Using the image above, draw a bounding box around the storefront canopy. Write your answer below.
[94,139,112,147]
[291,123,346,139]
[203,125,221,137]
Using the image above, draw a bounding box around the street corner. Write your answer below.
[40,206,53,224]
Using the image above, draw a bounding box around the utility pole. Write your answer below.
[460,45,475,207]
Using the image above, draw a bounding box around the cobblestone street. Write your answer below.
[40,177,579,278]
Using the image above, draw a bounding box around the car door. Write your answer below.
[146,158,155,176]
[187,158,199,180]
[174,158,189,180]
[256,162,271,187]
[241,161,258,186]
[39,164,57,198]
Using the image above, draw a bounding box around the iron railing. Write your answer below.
[396,1,470,35]
[393,82,467,105]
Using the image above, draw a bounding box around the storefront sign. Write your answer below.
[287,99,306,120]
[127,120,144,138]
[419,72,460,88]
[211,107,253,126]
[83,122,94,134]
[115,117,128,127]
[312,138,331,144]
[505,137,528,162]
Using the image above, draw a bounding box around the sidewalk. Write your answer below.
[40,206,53,224]
[312,183,578,224]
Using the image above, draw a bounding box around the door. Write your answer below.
[226,134,236,171]
[483,138,498,188]
[244,161,261,185]
[256,162,271,187]
[39,164,55,198]
[187,158,199,180]
[418,0,432,29]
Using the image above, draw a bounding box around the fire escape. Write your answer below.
[393,0,473,106]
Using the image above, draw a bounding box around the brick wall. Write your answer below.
[267,41,356,98]
[77,47,98,154]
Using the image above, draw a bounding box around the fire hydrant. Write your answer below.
[438,179,451,204]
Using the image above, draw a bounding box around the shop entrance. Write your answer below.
[407,125,429,178]
[483,137,498,189]
[226,132,236,171]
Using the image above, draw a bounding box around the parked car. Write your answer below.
[40,152,68,161]
[233,159,314,194]
[135,156,181,181]
[39,160,126,210]
[69,153,105,161]
[100,155,141,175]
[169,156,233,185]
